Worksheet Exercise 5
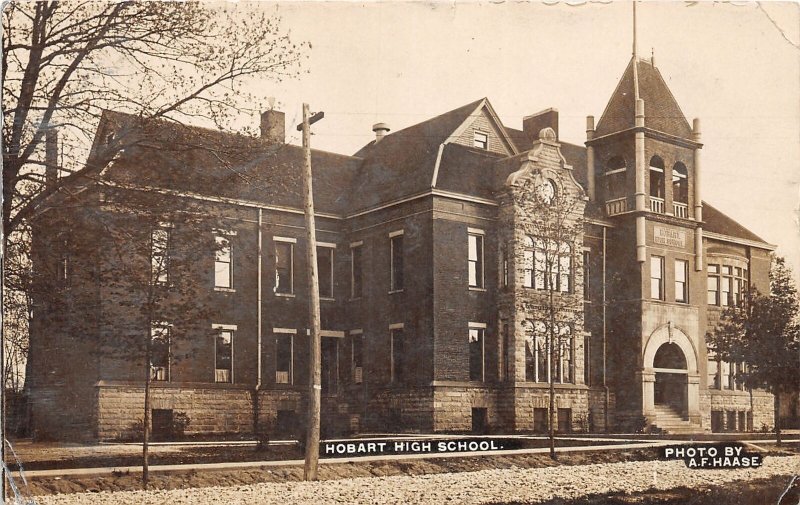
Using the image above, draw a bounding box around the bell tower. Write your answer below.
[583,2,706,431]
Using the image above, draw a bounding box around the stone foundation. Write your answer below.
[700,390,774,432]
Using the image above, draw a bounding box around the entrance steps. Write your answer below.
[650,404,699,434]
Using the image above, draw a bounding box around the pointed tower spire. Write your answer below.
[632,0,640,100]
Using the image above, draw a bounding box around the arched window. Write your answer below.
[525,320,549,383]
[604,156,626,200]
[649,156,665,199]
[672,162,688,204]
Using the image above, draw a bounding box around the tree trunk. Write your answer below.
[775,391,781,446]
[548,284,556,460]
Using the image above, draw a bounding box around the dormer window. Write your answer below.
[473,131,488,150]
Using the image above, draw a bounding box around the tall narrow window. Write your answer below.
[214,235,232,289]
[583,251,590,301]
[151,227,170,285]
[317,245,334,299]
[468,231,484,288]
[468,325,485,381]
[501,246,509,288]
[321,337,339,393]
[350,242,363,299]
[523,237,534,288]
[275,332,293,384]
[650,256,664,300]
[558,243,572,293]
[275,240,294,295]
[558,326,573,384]
[215,328,233,383]
[525,321,548,383]
[390,232,404,291]
[352,332,364,384]
[675,259,689,303]
[534,238,547,289]
[390,326,404,383]
[473,131,488,149]
[150,323,170,382]
[707,264,720,305]
[721,266,732,306]
[649,156,665,199]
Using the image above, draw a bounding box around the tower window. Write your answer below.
[604,156,627,200]
[649,156,665,202]
[672,162,689,204]
[650,255,665,300]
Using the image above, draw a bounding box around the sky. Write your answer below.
[234,1,800,280]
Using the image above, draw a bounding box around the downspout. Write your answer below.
[693,118,703,271]
[602,226,609,432]
[255,208,263,436]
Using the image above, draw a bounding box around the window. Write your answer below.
[721,266,732,306]
[530,238,572,292]
[604,156,627,200]
[351,331,363,384]
[214,327,233,383]
[524,321,548,383]
[321,337,339,393]
[275,331,293,384]
[57,238,70,284]
[350,242,363,299]
[650,256,664,300]
[672,162,689,204]
[390,232,404,291]
[214,235,232,289]
[675,259,689,303]
[473,131,488,149]
[557,326,573,384]
[275,239,294,295]
[390,326,404,383]
[317,244,334,299]
[707,264,747,307]
[151,227,170,285]
[707,264,720,305]
[468,231,484,288]
[583,251,590,301]
[468,324,485,381]
[150,323,170,381]
[501,246,509,288]
[649,156,665,199]
[523,237,534,288]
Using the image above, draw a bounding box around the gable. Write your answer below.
[449,106,514,156]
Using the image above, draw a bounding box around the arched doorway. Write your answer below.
[641,323,700,424]
[653,343,688,414]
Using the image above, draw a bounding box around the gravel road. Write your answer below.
[32,455,800,505]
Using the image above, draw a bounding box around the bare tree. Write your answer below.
[3,0,307,237]
[502,150,586,459]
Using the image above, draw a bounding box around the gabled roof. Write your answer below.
[349,99,486,210]
[595,58,693,139]
[703,201,769,245]
[79,110,361,215]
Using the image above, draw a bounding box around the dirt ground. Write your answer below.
[12,441,800,497]
[492,474,800,505]
[20,447,664,496]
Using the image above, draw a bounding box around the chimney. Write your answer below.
[260,110,285,143]
[523,108,558,141]
[45,127,59,189]
[372,122,390,143]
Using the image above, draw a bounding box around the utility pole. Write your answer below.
[298,103,324,481]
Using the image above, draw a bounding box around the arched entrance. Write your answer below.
[653,343,688,414]
[641,323,701,424]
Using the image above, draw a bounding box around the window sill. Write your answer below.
[320,297,335,302]
[214,287,236,293]
[468,287,487,292]
[275,292,296,298]
[388,289,404,295]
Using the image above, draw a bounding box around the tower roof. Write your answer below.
[595,58,693,139]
